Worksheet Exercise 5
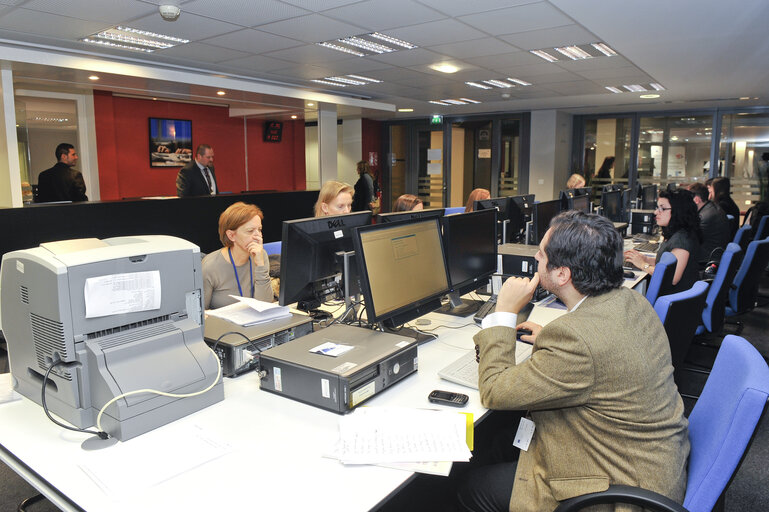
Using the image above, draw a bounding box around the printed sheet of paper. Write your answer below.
[84,271,161,318]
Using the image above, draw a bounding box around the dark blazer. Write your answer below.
[36,162,88,203]
[717,196,740,237]
[474,287,689,511]
[698,200,731,263]
[176,162,217,197]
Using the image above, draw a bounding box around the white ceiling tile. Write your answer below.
[415,0,538,17]
[542,80,608,95]
[23,0,156,23]
[128,11,242,40]
[518,70,582,84]
[573,67,649,80]
[183,0,309,26]
[323,0,446,31]
[264,44,361,64]
[218,54,296,72]
[499,24,598,50]
[257,13,363,42]
[458,2,573,36]
[203,28,303,53]
[470,51,544,70]
[555,56,632,71]
[158,42,250,63]
[362,67,451,86]
[385,18,487,47]
[280,0,363,11]
[0,8,107,39]
[270,63,347,80]
[499,62,572,77]
[426,37,520,59]
[368,48,450,67]
[314,58,393,75]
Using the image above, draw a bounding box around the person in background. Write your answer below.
[687,182,731,263]
[176,144,218,197]
[710,177,740,237]
[757,152,769,202]
[37,143,88,203]
[314,181,353,217]
[624,188,702,293]
[566,173,586,189]
[465,188,491,213]
[352,160,375,212]
[595,156,615,180]
[202,202,273,309]
[392,194,423,212]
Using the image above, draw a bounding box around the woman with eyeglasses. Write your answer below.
[624,188,703,294]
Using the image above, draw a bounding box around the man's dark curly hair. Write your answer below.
[544,210,624,296]
[658,188,703,243]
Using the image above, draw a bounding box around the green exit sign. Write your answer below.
[430,115,443,125]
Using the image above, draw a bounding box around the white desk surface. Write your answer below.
[0,277,648,512]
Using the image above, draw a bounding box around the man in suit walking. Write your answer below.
[176,144,218,197]
[37,143,88,203]
[458,210,689,512]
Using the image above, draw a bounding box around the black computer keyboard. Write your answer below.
[474,296,496,325]
[632,233,656,242]
[635,242,660,253]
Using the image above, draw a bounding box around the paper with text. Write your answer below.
[84,271,161,318]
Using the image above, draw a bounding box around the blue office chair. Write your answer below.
[696,243,743,336]
[645,251,677,306]
[725,238,769,321]
[444,206,465,215]
[732,224,752,252]
[263,241,282,256]
[754,214,769,241]
[654,281,709,369]
[553,335,769,512]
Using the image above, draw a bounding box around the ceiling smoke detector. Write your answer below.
[159,5,181,21]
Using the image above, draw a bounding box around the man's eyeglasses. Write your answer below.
[655,205,672,212]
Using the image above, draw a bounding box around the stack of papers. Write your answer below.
[206,296,291,326]
[328,407,472,476]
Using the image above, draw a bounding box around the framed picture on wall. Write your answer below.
[149,118,192,167]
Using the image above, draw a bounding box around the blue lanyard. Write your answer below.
[228,248,254,298]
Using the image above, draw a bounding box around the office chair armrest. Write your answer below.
[553,485,687,512]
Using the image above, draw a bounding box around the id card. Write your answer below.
[513,417,535,451]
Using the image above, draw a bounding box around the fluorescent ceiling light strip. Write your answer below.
[340,36,393,54]
[623,84,647,92]
[96,32,172,49]
[530,49,558,62]
[483,79,513,88]
[605,86,623,93]
[650,83,665,91]
[316,42,364,56]
[591,42,617,57]
[429,100,449,105]
[116,26,188,44]
[555,45,592,60]
[507,78,531,86]
[325,76,367,85]
[347,75,381,83]
[369,32,417,49]
[458,98,481,104]
[81,37,154,52]
[312,79,347,87]
[466,81,492,90]
[442,99,467,105]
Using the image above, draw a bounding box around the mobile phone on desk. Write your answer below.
[428,390,469,407]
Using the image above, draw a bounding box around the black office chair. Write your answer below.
[654,281,709,372]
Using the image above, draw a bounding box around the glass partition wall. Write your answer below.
[719,112,769,211]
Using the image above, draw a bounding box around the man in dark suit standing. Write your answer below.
[688,182,730,264]
[37,143,88,203]
[176,144,218,197]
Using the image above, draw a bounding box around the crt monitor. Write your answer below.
[353,218,451,331]
[376,208,444,223]
[530,199,562,245]
[601,189,623,222]
[641,184,658,209]
[279,211,372,313]
[437,209,498,316]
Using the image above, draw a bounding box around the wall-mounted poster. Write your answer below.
[149,118,192,167]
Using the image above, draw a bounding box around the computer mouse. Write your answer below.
[516,328,532,341]
[623,270,635,279]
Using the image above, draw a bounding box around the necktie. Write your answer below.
[202,167,212,193]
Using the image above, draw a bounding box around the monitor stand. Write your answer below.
[435,292,482,317]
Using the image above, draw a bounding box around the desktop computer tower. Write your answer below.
[498,243,538,278]
[630,209,656,235]
[258,325,417,414]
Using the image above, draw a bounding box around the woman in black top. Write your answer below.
[624,189,702,294]
[351,160,374,212]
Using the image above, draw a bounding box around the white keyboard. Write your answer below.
[438,343,533,390]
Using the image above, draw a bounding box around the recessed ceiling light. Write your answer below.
[88,75,99,80]
[398,108,414,112]
[531,42,617,62]
[739,96,751,100]
[483,79,513,88]
[317,32,417,57]
[291,115,298,119]
[429,98,481,106]
[591,42,617,56]
[507,78,531,86]
[81,25,189,53]
[640,94,660,99]
[605,86,623,94]
[530,49,559,62]
[307,103,314,107]
[650,83,665,91]
[555,45,592,60]
[430,63,459,74]
[216,90,226,96]
[466,81,492,90]
[152,97,157,100]
[623,84,647,92]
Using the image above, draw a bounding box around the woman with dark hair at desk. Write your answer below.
[202,201,273,309]
[465,188,490,213]
[624,188,702,294]
[392,193,423,211]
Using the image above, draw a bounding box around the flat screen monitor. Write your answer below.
[641,184,658,210]
[353,218,450,330]
[530,199,562,245]
[601,189,623,223]
[507,194,535,243]
[376,208,444,224]
[279,211,372,314]
[603,184,622,193]
[511,194,535,217]
[437,209,498,316]
[569,194,591,213]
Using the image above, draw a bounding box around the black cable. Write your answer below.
[416,322,480,332]
[41,361,109,439]
[211,330,254,354]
